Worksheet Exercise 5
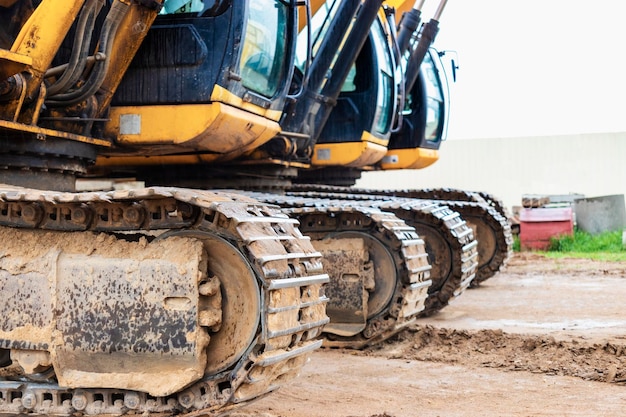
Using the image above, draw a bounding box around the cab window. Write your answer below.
[239,1,289,97]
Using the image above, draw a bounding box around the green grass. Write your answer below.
[548,229,624,252]
[512,235,521,252]
[514,229,626,262]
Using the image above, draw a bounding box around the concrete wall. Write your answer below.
[574,195,626,235]
[356,132,626,215]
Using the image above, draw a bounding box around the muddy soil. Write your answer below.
[235,252,626,417]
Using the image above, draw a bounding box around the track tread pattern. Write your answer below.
[244,192,432,348]
[250,191,477,318]
[288,184,513,285]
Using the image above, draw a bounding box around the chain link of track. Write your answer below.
[0,186,329,416]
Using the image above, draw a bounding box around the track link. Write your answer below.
[0,186,329,416]
[245,192,432,348]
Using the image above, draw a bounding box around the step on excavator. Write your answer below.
[0,0,511,415]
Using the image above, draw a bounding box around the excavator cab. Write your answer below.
[309,14,399,169]
[97,0,300,171]
[246,0,387,187]
[294,1,451,185]
[381,47,449,169]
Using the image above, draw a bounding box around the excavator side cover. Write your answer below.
[0,228,209,397]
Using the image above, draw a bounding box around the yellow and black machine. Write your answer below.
[0,0,511,415]
[0,1,330,415]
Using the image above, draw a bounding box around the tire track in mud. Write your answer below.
[363,325,626,384]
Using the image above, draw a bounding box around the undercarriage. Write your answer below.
[0,186,329,415]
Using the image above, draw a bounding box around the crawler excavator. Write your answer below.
[101,0,478,349]
[244,0,509,343]
[242,0,478,346]
[0,0,509,415]
[85,0,454,352]
[0,1,331,415]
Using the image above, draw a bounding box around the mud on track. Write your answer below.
[236,253,626,417]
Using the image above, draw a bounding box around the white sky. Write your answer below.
[422,0,626,139]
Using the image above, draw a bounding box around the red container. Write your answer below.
[519,207,574,250]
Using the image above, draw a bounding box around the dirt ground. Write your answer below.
[235,252,626,417]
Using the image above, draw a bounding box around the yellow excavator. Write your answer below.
[0,0,511,415]
[92,0,456,348]
[243,0,509,344]
[0,1,330,415]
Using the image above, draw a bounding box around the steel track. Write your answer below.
[288,184,512,286]
[0,186,329,416]
[244,192,433,348]
[272,189,479,316]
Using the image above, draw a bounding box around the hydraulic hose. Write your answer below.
[46,0,101,97]
[404,0,447,94]
[45,0,129,107]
